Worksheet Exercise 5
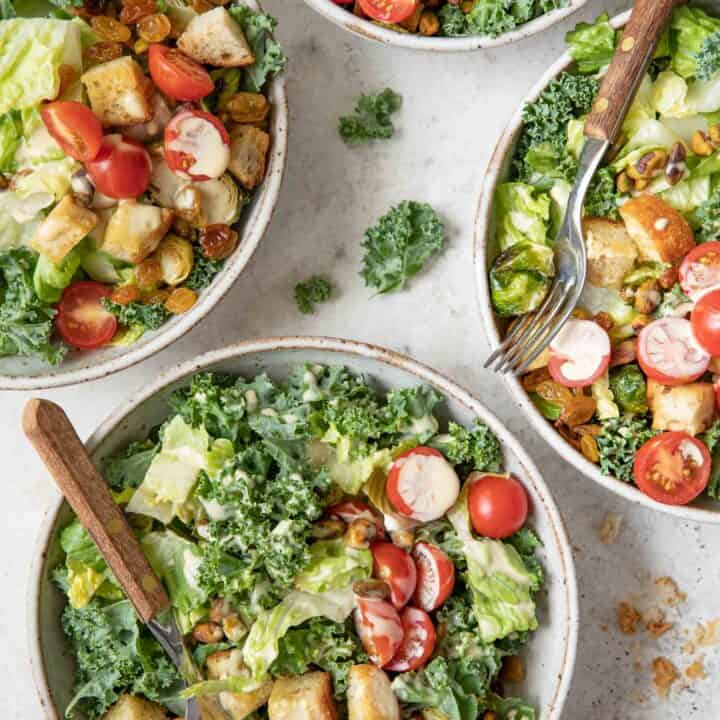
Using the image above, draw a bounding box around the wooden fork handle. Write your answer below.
[584,0,683,143]
[23,399,170,623]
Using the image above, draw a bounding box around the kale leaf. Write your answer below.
[584,166,621,220]
[103,440,159,492]
[185,246,224,291]
[101,298,169,331]
[338,88,402,145]
[434,420,503,473]
[294,276,333,314]
[697,31,720,81]
[695,188,720,241]
[598,416,656,483]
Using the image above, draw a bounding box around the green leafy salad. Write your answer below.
[54,364,544,719]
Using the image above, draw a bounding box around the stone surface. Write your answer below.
[3,0,718,717]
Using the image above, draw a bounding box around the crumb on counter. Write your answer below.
[619,602,642,635]
[652,657,679,697]
[647,618,674,638]
[655,577,687,607]
[599,512,623,544]
[685,659,707,681]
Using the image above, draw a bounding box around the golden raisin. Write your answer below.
[165,287,197,314]
[580,434,600,463]
[144,289,170,305]
[134,38,149,54]
[559,396,597,428]
[91,16,132,42]
[84,41,124,63]
[137,13,171,42]
[199,224,239,260]
[593,311,614,332]
[135,258,163,290]
[191,0,214,12]
[535,380,573,407]
[119,0,157,24]
[110,285,140,306]
[521,367,552,392]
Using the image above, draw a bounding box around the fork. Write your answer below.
[485,0,682,376]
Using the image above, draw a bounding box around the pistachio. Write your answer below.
[665,142,687,186]
[616,171,633,194]
[345,517,376,549]
[192,621,224,644]
[70,169,94,207]
[390,529,415,550]
[312,518,346,540]
[634,279,662,314]
[627,150,667,180]
[692,130,714,157]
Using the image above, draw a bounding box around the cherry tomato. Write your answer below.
[164,109,230,181]
[326,499,385,539]
[548,319,611,388]
[386,447,460,522]
[467,473,529,539]
[385,607,436,673]
[637,317,710,386]
[354,597,404,668]
[412,542,455,612]
[148,44,215,101]
[691,288,720,356]
[40,101,103,162]
[679,242,720,301]
[370,541,417,609]
[357,0,418,23]
[634,431,710,505]
[85,134,151,199]
[55,281,117,349]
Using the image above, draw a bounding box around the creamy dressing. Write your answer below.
[550,319,610,382]
[167,115,229,179]
[200,497,233,521]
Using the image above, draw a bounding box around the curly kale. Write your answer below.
[101,298,169,331]
[435,420,503,473]
[584,167,621,220]
[294,276,333,314]
[703,420,720,500]
[338,88,402,145]
[598,416,657,483]
[103,440,158,491]
[361,201,446,294]
[185,247,223,291]
[697,31,720,81]
[695,188,720,242]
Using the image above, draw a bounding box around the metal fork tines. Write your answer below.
[484,137,610,376]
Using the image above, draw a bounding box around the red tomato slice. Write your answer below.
[637,317,710,386]
[385,607,436,673]
[412,542,455,612]
[691,288,720,356]
[164,109,230,181]
[40,101,102,162]
[370,541,417,609]
[634,431,710,505]
[467,472,529,539]
[326,500,385,539]
[679,242,720,301]
[354,597,404,667]
[548,319,611,388]
[55,281,117,349]
[357,0,418,23]
[85,134,151,199]
[148,44,215,101]
[386,447,460,522]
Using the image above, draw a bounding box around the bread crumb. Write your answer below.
[618,602,642,634]
[652,657,679,697]
[655,577,686,607]
[685,659,707,681]
[647,618,674,638]
[599,512,623,544]
[694,618,720,647]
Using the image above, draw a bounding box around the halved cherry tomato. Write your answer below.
[164,109,230,181]
[55,281,117,349]
[371,541,416,609]
[357,0,418,23]
[326,500,385,539]
[637,317,710,386]
[354,596,404,667]
[412,542,455,612]
[468,473,529,539]
[386,447,460,522]
[691,288,720,356]
[548,319,611,388]
[40,101,103,162]
[680,242,720,301]
[86,135,151,199]
[634,431,710,505]
[148,44,215,101]
[385,607,436,673]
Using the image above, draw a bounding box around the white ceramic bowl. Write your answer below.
[28,336,578,719]
[302,0,588,51]
[0,2,288,391]
[474,8,720,524]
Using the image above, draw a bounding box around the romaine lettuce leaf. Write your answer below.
[294,538,372,594]
[33,237,90,303]
[670,6,720,79]
[566,13,616,74]
[494,183,551,251]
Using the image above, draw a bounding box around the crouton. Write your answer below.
[268,672,337,720]
[647,380,715,436]
[101,200,173,264]
[178,7,254,68]
[347,665,400,720]
[29,195,97,263]
[82,56,152,127]
[583,217,638,289]
[619,195,695,269]
[102,694,166,720]
[206,649,273,720]
[229,125,270,190]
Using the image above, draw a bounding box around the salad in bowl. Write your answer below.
[30,340,577,720]
[0,0,286,387]
[478,6,720,513]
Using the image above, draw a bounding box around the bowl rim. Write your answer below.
[301,0,589,52]
[0,5,288,392]
[27,335,579,719]
[474,9,720,524]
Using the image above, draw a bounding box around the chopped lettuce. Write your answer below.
[33,237,90,303]
[494,183,551,251]
[295,539,371,594]
[670,6,720,79]
[566,13,616,74]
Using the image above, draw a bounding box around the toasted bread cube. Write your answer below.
[82,56,152,127]
[102,694,166,720]
[619,195,695,268]
[647,380,715,436]
[583,217,638,289]
[268,672,337,720]
[347,665,400,720]
[101,200,173,264]
[229,125,270,190]
[206,649,273,720]
[29,195,97,263]
[178,7,254,68]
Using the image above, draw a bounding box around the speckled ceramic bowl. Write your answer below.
[0,0,287,391]
[28,337,578,719]
[302,0,588,52]
[474,8,720,524]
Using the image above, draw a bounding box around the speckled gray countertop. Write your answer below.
[3,0,719,717]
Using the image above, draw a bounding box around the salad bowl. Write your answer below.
[28,336,578,719]
[475,5,720,523]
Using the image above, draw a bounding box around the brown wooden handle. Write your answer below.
[23,399,170,623]
[584,0,682,143]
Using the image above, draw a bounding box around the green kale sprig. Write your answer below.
[294,276,333,314]
[338,88,402,145]
[101,298,169,331]
[598,416,657,483]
